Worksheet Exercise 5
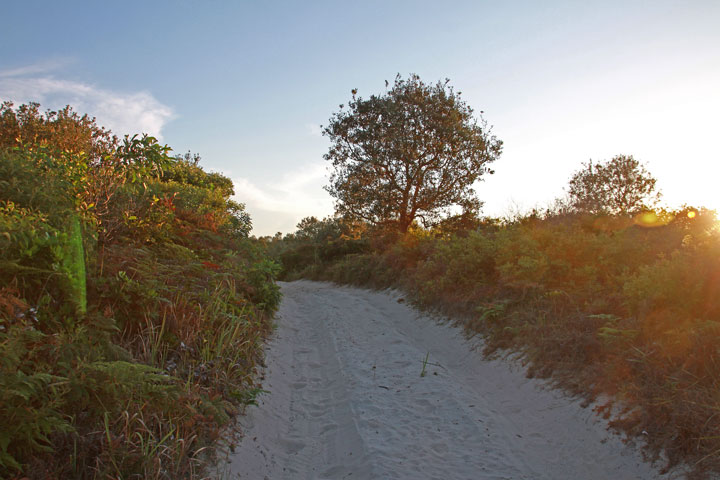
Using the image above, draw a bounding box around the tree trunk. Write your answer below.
[398,213,411,234]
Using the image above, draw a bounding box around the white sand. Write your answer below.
[222,280,678,479]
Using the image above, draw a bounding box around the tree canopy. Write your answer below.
[323,74,502,233]
[567,154,660,215]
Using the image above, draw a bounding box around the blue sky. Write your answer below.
[2,1,719,235]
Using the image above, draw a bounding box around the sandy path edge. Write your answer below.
[218,280,681,479]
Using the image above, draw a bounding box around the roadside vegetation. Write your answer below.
[270,205,718,476]
[265,76,720,478]
[0,101,280,479]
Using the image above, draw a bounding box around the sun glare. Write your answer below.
[687,211,697,219]
[634,211,667,228]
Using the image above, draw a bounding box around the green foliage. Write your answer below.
[164,152,235,198]
[324,74,502,233]
[246,257,282,309]
[0,102,278,478]
[414,234,494,306]
[0,325,72,472]
[116,134,173,183]
[159,154,252,238]
[272,216,369,279]
[0,201,60,265]
[1,150,87,315]
[67,361,178,416]
[0,149,75,219]
[0,200,87,316]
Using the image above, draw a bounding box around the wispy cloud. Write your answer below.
[0,61,174,139]
[0,58,75,78]
[233,162,329,214]
[232,162,334,235]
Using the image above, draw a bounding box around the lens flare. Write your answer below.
[634,211,668,228]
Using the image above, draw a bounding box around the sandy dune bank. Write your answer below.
[223,281,676,479]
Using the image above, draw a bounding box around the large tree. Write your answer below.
[567,154,660,215]
[323,74,502,233]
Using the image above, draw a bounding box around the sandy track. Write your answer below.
[223,281,674,479]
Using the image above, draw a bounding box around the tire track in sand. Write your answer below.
[223,281,678,480]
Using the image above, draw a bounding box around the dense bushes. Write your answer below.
[273,209,720,476]
[0,103,279,478]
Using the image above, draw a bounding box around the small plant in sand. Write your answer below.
[420,352,430,377]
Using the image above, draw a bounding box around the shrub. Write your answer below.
[0,102,279,478]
